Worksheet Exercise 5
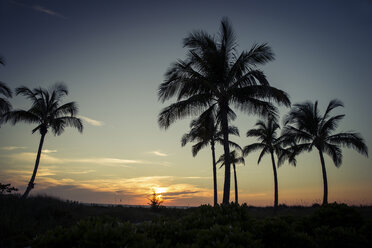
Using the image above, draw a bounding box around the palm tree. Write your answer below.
[0,56,12,121]
[181,107,240,206]
[217,150,245,204]
[158,18,290,204]
[282,99,368,205]
[243,116,294,210]
[5,83,83,198]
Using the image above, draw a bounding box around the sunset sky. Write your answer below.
[1,0,371,206]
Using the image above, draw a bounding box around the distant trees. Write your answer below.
[4,83,83,198]
[282,100,368,205]
[158,18,290,204]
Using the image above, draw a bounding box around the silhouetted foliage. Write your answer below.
[4,83,83,198]
[30,202,372,248]
[0,57,12,122]
[282,100,368,205]
[0,182,18,194]
[147,191,164,210]
[158,18,290,204]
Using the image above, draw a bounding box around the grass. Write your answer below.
[1,194,372,247]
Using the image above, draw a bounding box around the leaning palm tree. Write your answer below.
[282,99,368,205]
[217,150,245,204]
[243,116,295,210]
[158,18,290,204]
[181,107,240,206]
[5,83,83,198]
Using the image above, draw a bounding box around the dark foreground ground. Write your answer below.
[1,194,372,248]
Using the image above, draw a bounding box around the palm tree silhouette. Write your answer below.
[0,57,12,122]
[5,83,83,198]
[158,18,290,204]
[217,150,245,204]
[181,107,240,206]
[282,99,368,205]
[243,116,295,210]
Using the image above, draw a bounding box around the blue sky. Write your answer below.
[0,0,371,206]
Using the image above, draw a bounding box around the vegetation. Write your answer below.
[4,83,83,198]
[1,195,370,248]
[147,191,164,210]
[0,182,18,194]
[282,100,368,205]
[158,18,290,204]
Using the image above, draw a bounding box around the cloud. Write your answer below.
[1,152,142,167]
[1,146,26,151]
[148,151,168,157]
[42,149,57,154]
[10,1,67,19]
[79,115,104,127]
[32,5,67,19]
[70,158,142,166]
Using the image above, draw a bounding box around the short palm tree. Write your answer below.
[243,116,294,209]
[158,18,290,204]
[217,150,245,204]
[181,107,240,206]
[5,83,83,198]
[282,99,368,205]
[0,57,12,121]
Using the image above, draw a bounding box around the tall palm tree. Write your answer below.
[243,116,295,210]
[181,107,240,206]
[158,18,290,204]
[5,83,83,198]
[282,99,368,205]
[0,56,12,121]
[217,150,245,204]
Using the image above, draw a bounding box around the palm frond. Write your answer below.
[52,116,83,135]
[4,110,40,125]
[16,86,38,102]
[158,94,210,129]
[243,143,266,156]
[323,143,343,167]
[0,82,12,98]
[326,132,368,157]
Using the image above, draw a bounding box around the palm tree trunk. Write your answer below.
[211,141,218,206]
[220,104,231,205]
[233,162,238,204]
[318,149,328,205]
[22,133,46,199]
[270,151,278,210]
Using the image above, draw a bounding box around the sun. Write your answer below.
[153,187,167,195]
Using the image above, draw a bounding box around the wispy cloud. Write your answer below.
[32,5,67,19]
[148,151,168,157]
[79,115,104,127]
[1,152,143,167]
[1,146,26,151]
[42,149,57,154]
[10,1,67,19]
